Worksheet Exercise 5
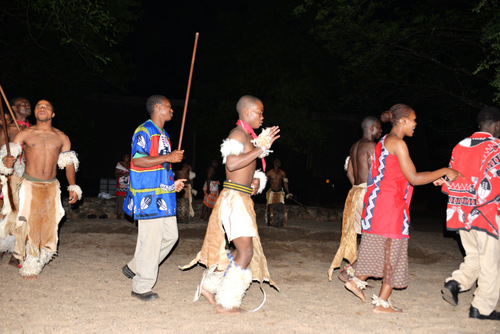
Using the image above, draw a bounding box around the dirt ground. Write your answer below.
[1,214,499,334]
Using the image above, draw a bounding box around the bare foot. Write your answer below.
[8,255,20,268]
[345,280,366,302]
[200,287,216,305]
[216,305,247,314]
[372,304,403,313]
[23,275,38,280]
[338,270,350,283]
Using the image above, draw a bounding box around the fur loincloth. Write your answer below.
[328,183,366,280]
[18,176,65,260]
[180,187,278,290]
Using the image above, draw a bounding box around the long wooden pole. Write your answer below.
[178,32,199,150]
[0,101,11,156]
[0,84,21,132]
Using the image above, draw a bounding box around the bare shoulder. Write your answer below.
[228,127,248,143]
[359,140,376,154]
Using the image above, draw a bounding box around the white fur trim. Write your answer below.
[189,171,196,180]
[67,185,83,200]
[215,264,252,310]
[0,143,22,175]
[40,247,56,265]
[283,178,289,183]
[251,128,273,158]
[57,151,79,172]
[371,294,402,311]
[19,253,43,277]
[0,234,15,253]
[202,270,224,295]
[220,139,245,164]
[344,156,350,172]
[253,169,267,194]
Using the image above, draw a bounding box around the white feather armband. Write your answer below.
[344,156,350,172]
[251,128,273,158]
[253,169,267,194]
[58,151,79,172]
[67,185,83,200]
[220,139,245,164]
[0,143,22,175]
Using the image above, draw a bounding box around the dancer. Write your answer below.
[329,116,382,281]
[344,104,461,313]
[440,106,500,321]
[121,95,186,301]
[265,159,291,227]
[114,154,130,219]
[181,95,280,313]
[200,160,220,221]
[0,99,81,279]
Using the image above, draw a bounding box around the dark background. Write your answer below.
[1,0,498,213]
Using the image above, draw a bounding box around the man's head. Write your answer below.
[273,159,281,169]
[0,112,13,127]
[236,95,264,129]
[146,95,173,121]
[34,100,54,123]
[477,106,500,137]
[361,116,382,140]
[10,97,31,120]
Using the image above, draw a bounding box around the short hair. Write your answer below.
[236,95,262,114]
[361,116,380,130]
[146,95,167,116]
[380,104,413,126]
[477,106,500,126]
[10,96,27,107]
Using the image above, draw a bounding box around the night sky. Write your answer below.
[1,0,495,209]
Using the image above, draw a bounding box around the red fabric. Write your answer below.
[236,120,266,171]
[442,132,500,239]
[361,135,414,239]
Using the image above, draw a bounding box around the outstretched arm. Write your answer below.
[393,139,462,185]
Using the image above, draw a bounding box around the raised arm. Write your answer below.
[225,126,280,172]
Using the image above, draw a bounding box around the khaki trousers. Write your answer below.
[448,229,500,315]
[128,216,178,294]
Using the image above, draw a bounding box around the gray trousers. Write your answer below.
[128,216,178,293]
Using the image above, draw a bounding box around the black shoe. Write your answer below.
[131,291,158,301]
[469,306,500,320]
[122,265,135,279]
[441,280,460,306]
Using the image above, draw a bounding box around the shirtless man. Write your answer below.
[328,116,382,282]
[265,159,291,227]
[1,99,81,279]
[181,95,280,313]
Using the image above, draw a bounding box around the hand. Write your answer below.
[251,178,260,196]
[432,178,447,186]
[168,150,184,163]
[174,179,187,192]
[2,156,15,168]
[69,191,78,204]
[286,193,293,199]
[445,168,464,183]
[267,126,281,149]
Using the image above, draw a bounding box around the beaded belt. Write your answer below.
[223,181,252,195]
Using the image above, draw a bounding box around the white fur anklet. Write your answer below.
[0,234,15,253]
[371,295,401,311]
[67,185,83,200]
[351,276,368,289]
[19,253,43,277]
[215,263,253,310]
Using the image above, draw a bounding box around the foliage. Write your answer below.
[474,0,500,101]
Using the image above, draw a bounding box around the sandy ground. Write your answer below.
[1,214,499,334]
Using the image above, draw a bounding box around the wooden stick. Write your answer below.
[0,84,21,132]
[0,101,11,156]
[178,32,199,150]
